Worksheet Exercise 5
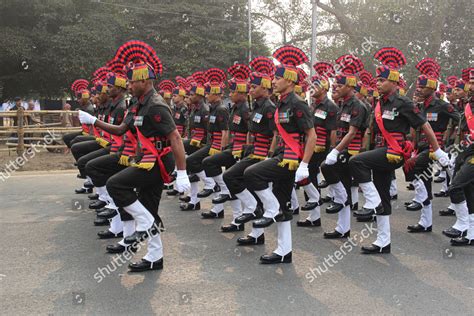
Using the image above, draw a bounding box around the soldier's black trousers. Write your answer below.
[224,157,262,194]
[71,135,96,147]
[186,144,211,174]
[71,140,102,162]
[63,131,82,148]
[449,154,474,213]
[244,157,295,219]
[349,147,404,215]
[320,150,353,205]
[308,151,328,186]
[183,139,201,156]
[77,147,110,178]
[106,153,175,225]
[86,153,132,221]
[203,149,236,178]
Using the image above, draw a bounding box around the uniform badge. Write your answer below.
[296,110,303,118]
[278,111,290,123]
[340,113,351,122]
[426,112,438,121]
[314,109,327,119]
[194,116,201,123]
[382,110,395,120]
[253,113,263,123]
[233,115,242,124]
[154,114,161,122]
[134,116,144,126]
[266,112,274,119]
[209,115,216,123]
[174,112,181,119]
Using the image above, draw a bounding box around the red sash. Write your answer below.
[375,101,413,161]
[465,103,474,140]
[81,124,90,135]
[135,128,172,183]
[274,108,303,159]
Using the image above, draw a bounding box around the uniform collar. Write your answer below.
[279,91,294,105]
[138,88,155,105]
[381,89,397,103]
[423,95,434,108]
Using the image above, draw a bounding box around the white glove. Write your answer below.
[175,170,191,193]
[325,148,339,165]
[433,148,449,167]
[78,110,97,125]
[295,161,309,182]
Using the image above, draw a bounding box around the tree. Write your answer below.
[255,0,473,90]
[0,0,269,98]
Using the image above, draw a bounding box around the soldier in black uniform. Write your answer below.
[443,72,474,244]
[192,72,230,219]
[78,75,127,210]
[79,47,190,271]
[71,82,111,194]
[297,74,338,227]
[203,65,251,231]
[229,57,277,245]
[350,47,448,254]
[243,45,316,264]
[404,64,460,233]
[166,84,189,196]
[63,81,95,148]
[179,72,215,211]
[320,71,368,239]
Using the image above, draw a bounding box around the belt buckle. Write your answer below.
[155,141,162,150]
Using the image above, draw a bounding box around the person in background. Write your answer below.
[60,103,74,128]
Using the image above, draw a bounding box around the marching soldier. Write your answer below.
[202,65,251,231]
[228,56,277,245]
[320,56,368,239]
[244,45,316,264]
[403,58,459,233]
[443,69,474,244]
[179,72,216,211]
[79,40,190,271]
[297,64,338,228]
[350,47,448,254]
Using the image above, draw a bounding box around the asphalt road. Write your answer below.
[1,170,473,315]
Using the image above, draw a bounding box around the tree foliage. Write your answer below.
[255,0,473,91]
[0,0,268,98]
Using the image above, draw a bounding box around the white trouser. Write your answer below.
[419,203,432,228]
[143,232,163,262]
[123,200,154,231]
[290,187,299,209]
[255,187,280,218]
[196,171,215,190]
[274,221,292,256]
[413,179,428,204]
[118,220,136,247]
[335,205,350,234]
[452,201,469,232]
[189,182,200,204]
[213,174,230,195]
[109,215,123,234]
[329,181,347,205]
[236,189,258,214]
[389,179,398,197]
[359,182,381,209]
[373,215,390,247]
[303,183,320,203]
[229,199,243,225]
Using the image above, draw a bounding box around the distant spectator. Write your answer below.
[60,103,74,127]
[26,99,41,125]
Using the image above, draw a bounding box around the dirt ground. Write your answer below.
[0,148,76,172]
